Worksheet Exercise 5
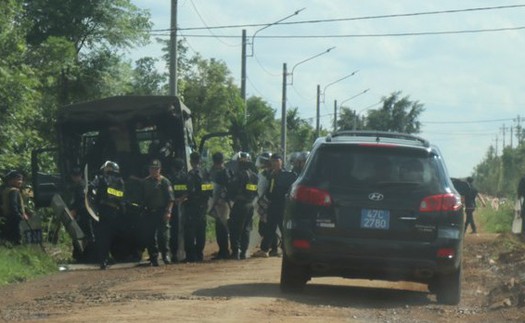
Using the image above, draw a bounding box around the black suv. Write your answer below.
[281,131,464,305]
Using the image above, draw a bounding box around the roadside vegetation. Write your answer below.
[477,201,515,233]
[0,244,57,286]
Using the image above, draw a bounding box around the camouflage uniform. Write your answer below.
[143,165,175,266]
[1,171,26,245]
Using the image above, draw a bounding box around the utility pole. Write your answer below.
[515,114,522,144]
[333,99,338,132]
[281,63,287,160]
[510,126,513,148]
[501,124,507,148]
[495,136,499,156]
[241,29,247,102]
[169,0,178,96]
[316,85,321,137]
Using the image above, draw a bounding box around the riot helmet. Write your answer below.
[100,160,120,174]
[255,152,272,169]
[232,151,250,161]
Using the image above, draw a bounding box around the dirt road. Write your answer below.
[0,232,523,322]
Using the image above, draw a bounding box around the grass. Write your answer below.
[0,243,57,286]
[477,200,515,233]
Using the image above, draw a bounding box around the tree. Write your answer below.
[287,108,315,152]
[180,56,241,138]
[366,91,424,133]
[0,0,44,172]
[23,0,151,53]
[131,57,167,95]
[336,108,365,131]
[206,96,277,154]
[23,0,152,106]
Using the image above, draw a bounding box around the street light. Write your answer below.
[242,8,305,122]
[288,47,335,85]
[334,88,370,131]
[281,47,335,161]
[248,8,305,57]
[316,70,359,137]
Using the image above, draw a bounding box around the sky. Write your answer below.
[130,0,525,177]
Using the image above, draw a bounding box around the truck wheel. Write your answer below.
[280,254,309,293]
[434,266,462,305]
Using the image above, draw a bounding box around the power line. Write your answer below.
[187,0,241,47]
[151,4,525,32]
[150,25,525,39]
[422,118,514,124]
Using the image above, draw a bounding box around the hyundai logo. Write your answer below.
[368,193,384,201]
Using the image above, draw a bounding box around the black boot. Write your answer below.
[231,249,240,260]
[150,255,159,267]
[162,253,171,264]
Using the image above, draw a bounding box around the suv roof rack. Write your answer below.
[326,130,430,147]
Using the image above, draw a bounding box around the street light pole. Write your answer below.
[333,99,338,132]
[281,63,287,160]
[316,85,321,137]
[281,47,335,161]
[169,0,178,96]
[317,70,359,136]
[339,88,370,130]
[243,8,304,124]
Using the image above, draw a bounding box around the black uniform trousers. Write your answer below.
[260,202,284,252]
[184,202,207,262]
[144,209,170,260]
[228,200,253,257]
[94,205,120,265]
[464,207,477,233]
[169,205,182,259]
[4,216,22,245]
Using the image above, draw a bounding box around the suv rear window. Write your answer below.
[304,145,442,190]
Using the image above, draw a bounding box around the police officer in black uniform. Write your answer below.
[253,154,297,257]
[89,161,125,269]
[184,152,212,262]
[228,152,258,260]
[167,158,189,262]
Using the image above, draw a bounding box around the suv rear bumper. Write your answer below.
[284,231,462,283]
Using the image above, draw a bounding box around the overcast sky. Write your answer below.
[130,0,525,177]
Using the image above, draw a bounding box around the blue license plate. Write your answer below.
[360,209,390,230]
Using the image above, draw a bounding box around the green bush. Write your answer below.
[477,200,515,233]
[0,244,57,286]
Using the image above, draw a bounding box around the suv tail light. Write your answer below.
[419,193,462,212]
[290,184,332,207]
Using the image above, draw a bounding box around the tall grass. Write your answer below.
[0,244,57,286]
[477,200,515,233]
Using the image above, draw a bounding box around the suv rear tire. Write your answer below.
[434,265,462,305]
[280,254,309,293]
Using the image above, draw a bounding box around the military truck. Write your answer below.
[31,96,196,262]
